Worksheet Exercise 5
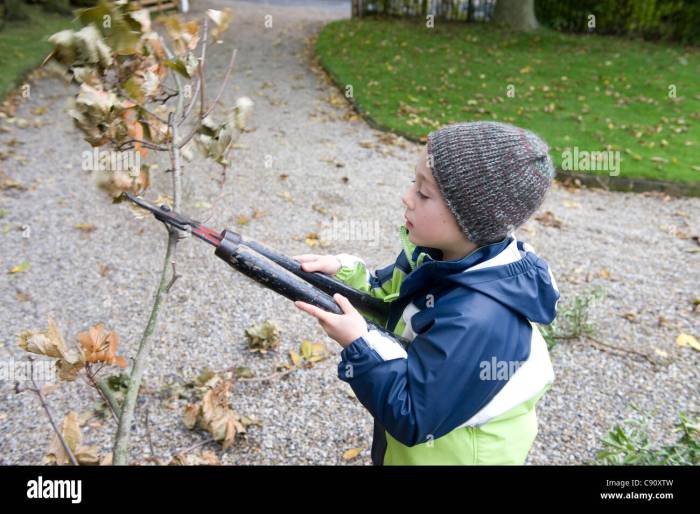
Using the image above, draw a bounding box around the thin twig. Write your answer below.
[20,359,79,466]
[197,61,206,119]
[174,437,216,458]
[165,260,182,293]
[117,138,168,152]
[582,336,658,366]
[232,366,297,383]
[84,364,119,424]
[144,402,157,461]
[178,48,238,150]
[180,18,208,126]
[201,48,237,120]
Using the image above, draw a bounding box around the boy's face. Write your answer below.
[401,146,475,260]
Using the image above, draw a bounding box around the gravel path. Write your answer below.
[0,0,698,465]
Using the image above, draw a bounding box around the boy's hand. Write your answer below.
[294,293,368,348]
[291,254,342,275]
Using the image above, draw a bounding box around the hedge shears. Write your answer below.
[123,192,409,348]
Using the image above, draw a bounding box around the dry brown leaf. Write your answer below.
[78,322,127,368]
[342,447,363,461]
[676,333,700,351]
[535,211,563,229]
[74,223,96,233]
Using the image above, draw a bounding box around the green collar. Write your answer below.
[399,224,441,271]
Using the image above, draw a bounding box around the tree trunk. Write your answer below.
[352,0,363,18]
[492,0,539,31]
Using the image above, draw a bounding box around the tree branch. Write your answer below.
[112,112,184,465]
[18,359,79,466]
[178,48,238,150]
[180,18,208,126]
[84,364,119,424]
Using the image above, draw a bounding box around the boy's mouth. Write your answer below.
[404,216,413,229]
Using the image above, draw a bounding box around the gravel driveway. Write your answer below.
[0,0,698,465]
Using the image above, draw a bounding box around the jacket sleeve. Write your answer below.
[337,306,513,447]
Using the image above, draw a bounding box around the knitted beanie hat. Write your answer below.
[426,121,555,246]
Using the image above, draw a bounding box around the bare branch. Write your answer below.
[84,364,119,424]
[231,366,297,383]
[117,138,168,152]
[178,48,238,150]
[180,18,209,126]
[165,260,182,293]
[144,403,158,461]
[22,359,79,466]
[201,48,238,121]
[113,85,186,466]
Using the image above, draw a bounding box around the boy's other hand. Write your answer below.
[294,293,368,348]
[291,254,342,275]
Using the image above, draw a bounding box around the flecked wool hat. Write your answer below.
[426,121,556,246]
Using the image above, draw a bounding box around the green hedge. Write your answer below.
[536,0,700,45]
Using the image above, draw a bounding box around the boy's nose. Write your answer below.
[401,190,412,210]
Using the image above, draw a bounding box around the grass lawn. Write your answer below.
[0,5,73,99]
[316,16,700,186]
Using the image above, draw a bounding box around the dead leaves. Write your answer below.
[169,450,220,466]
[676,333,700,352]
[68,83,132,147]
[19,318,83,381]
[0,169,26,191]
[194,99,254,166]
[94,165,150,199]
[44,411,111,466]
[342,447,363,461]
[245,320,280,354]
[18,318,127,382]
[74,223,97,233]
[160,16,200,55]
[182,375,256,450]
[535,211,564,229]
[284,340,330,370]
[621,312,638,323]
[206,8,233,40]
[78,322,128,369]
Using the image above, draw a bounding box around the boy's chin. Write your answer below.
[406,230,420,245]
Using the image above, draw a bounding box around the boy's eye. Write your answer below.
[411,180,428,199]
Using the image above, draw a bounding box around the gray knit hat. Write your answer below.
[426,121,555,246]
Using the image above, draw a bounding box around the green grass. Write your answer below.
[0,5,73,99]
[316,16,700,185]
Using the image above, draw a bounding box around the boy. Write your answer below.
[293,121,559,465]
